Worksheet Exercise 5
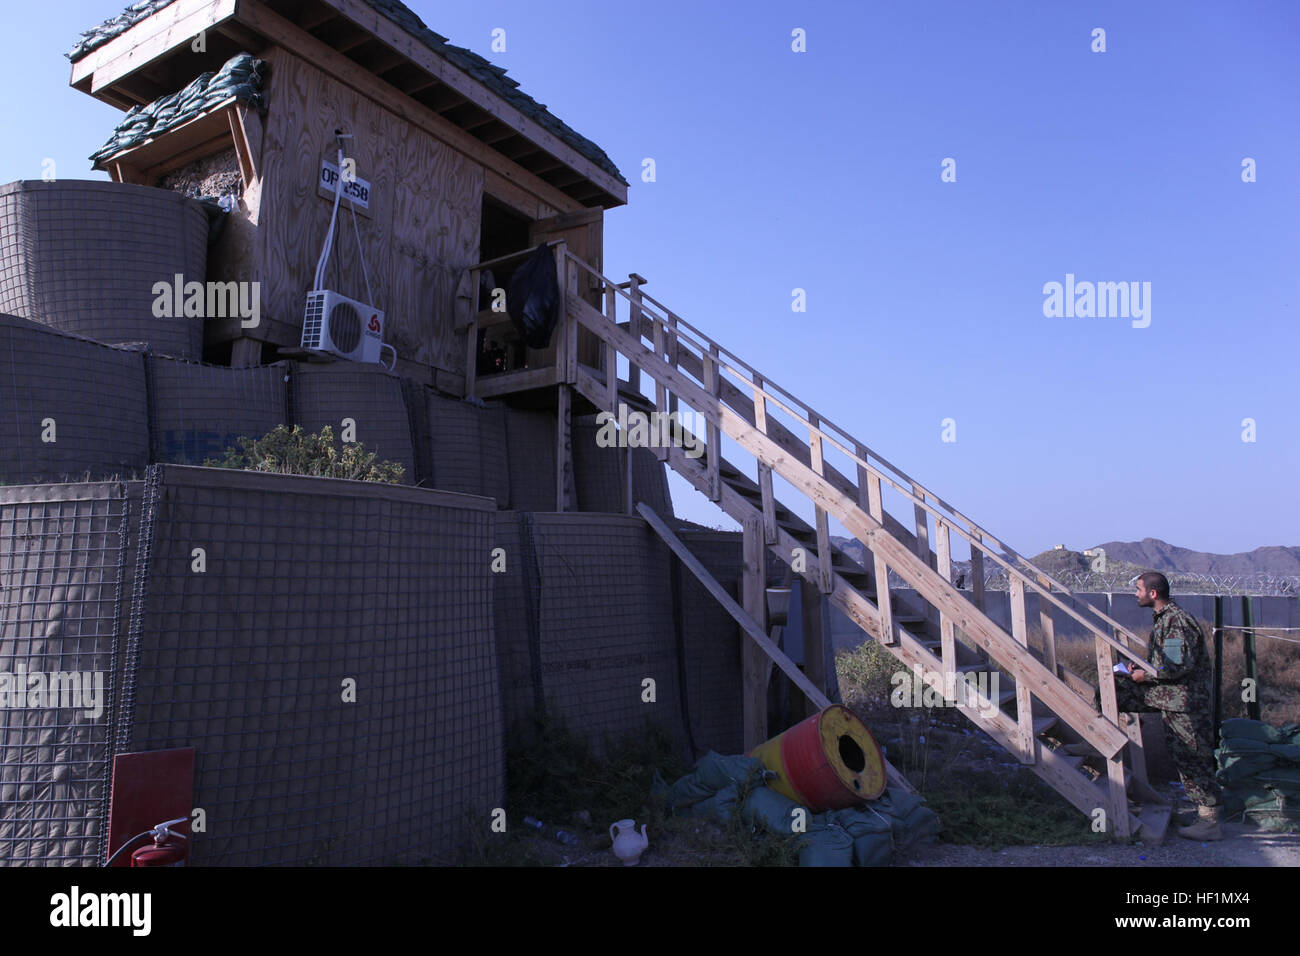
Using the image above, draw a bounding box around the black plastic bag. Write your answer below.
[506,243,560,349]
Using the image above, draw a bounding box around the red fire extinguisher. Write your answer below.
[105,816,191,867]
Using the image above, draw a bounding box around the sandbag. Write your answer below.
[797,820,854,867]
[741,786,805,835]
[687,784,740,823]
[665,751,762,808]
[506,244,559,348]
[1220,719,1281,744]
[1216,752,1276,784]
[827,806,895,867]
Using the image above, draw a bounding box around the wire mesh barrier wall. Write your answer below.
[149,356,289,465]
[290,363,417,483]
[425,392,510,503]
[0,313,150,485]
[571,416,674,518]
[0,181,208,360]
[503,409,556,511]
[491,512,540,742]
[1,466,503,866]
[674,530,745,756]
[116,465,502,865]
[0,481,137,866]
[527,514,687,758]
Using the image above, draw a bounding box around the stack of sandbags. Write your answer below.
[1215,718,1300,831]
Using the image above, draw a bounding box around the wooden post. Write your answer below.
[555,384,574,511]
[704,345,721,502]
[864,470,895,646]
[1095,635,1132,838]
[1008,576,1036,763]
[752,375,777,544]
[1243,595,1260,721]
[1212,597,1223,749]
[742,515,768,751]
[624,445,634,516]
[801,578,827,718]
[627,274,644,394]
[1036,573,1057,678]
[807,413,833,595]
[651,315,668,462]
[666,311,679,418]
[911,482,932,569]
[936,520,957,702]
[230,338,261,368]
[464,313,478,399]
[970,531,986,613]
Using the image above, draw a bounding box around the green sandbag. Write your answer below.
[797,821,854,867]
[1222,786,1285,814]
[1255,768,1300,787]
[1220,719,1278,743]
[665,751,761,808]
[868,787,941,852]
[686,783,741,823]
[1219,736,1274,754]
[1216,752,1276,783]
[741,786,806,834]
[827,806,894,867]
[1268,743,1300,762]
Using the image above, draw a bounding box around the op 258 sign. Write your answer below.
[318,158,373,218]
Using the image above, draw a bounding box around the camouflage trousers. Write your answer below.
[1104,675,1221,809]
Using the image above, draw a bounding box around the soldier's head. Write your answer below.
[1134,571,1170,608]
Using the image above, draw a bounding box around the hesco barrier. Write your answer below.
[572,416,674,517]
[504,408,556,511]
[0,181,208,359]
[425,391,510,503]
[675,530,746,756]
[148,356,289,465]
[530,514,686,757]
[0,481,139,866]
[0,466,503,866]
[290,363,417,484]
[0,312,150,485]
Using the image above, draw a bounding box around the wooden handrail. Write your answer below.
[467,239,567,276]
[564,252,1149,665]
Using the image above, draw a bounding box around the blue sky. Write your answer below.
[6,1,1297,558]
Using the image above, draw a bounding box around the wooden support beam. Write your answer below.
[604,283,618,412]
[1095,636,1131,838]
[753,374,777,544]
[741,514,770,752]
[912,482,932,568]
[971,532,986,613]
[626,275,643,394]
[651,313,667,461]
[556,384,574,511]
[1008,576,1036,763]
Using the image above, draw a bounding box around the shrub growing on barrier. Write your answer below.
[204,424,405,483]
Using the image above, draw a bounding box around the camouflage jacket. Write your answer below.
[1139,601,1211,712]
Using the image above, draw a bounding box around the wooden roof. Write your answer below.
[69,0,627,207]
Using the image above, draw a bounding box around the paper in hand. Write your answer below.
[1113,662,1131,676]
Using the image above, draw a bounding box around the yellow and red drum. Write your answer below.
[748,705,887,810]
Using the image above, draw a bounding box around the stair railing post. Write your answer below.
[1036,573,1058,679]
[970,531,986,613]
[1008,576,1036,764]
[1094,634,1132,838]
[807,413,833,595]
[627,273,644,394]
[752,374,778,544]
[936,520,958,704]
[704,344,721,502]
[605,282,618,413]
[862,468,896,646]
[651,314,668,462]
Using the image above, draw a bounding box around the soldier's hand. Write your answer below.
[1131,669,1148,683]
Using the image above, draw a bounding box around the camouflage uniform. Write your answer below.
[1110,601,1220,808]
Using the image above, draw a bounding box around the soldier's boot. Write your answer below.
[1176,805,1223,841]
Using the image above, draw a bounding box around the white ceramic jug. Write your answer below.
[609,818,649,866]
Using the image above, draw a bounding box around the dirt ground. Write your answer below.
[894,818,1300,867]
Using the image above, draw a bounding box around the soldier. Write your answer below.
[1119,572,1222,840]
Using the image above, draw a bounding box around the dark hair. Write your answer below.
[1137,571,1170,600]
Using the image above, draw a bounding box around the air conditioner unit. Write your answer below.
[302,290,394,369]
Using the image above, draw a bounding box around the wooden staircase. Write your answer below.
[542,248,1173,842]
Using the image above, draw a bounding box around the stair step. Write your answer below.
[1033,716,1058,737]
[1132,803,1173,845]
